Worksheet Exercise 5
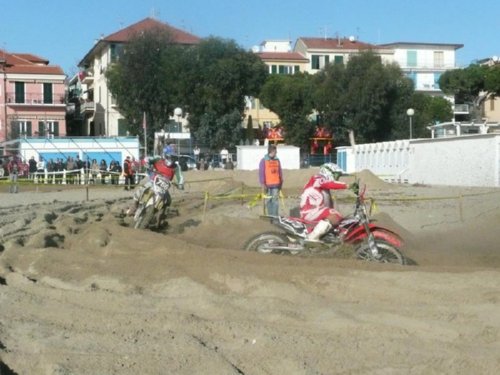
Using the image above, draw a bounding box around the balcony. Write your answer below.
[80,101,95,114]
[79,69,94,84]
[6,93,66,106]
[453,104,470,114]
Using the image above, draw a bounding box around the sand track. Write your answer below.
[1,169,500,374]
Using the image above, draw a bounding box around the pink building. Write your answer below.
[0,50,66,148]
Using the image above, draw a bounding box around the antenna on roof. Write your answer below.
[319,26,328,40]
[150,7,160,19]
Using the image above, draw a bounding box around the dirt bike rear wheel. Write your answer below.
[243,232,288,254]
[134,206,155,229]
[355,240,406,265]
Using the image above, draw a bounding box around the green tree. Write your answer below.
[259,73,316,148]
[439,64,488,120]
[180,37,268,151]
[106,27,186,152]
[314,52,413,145]
[246,115,254,143]
[396,93,453,139]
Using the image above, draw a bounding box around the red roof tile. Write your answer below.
[13,53,49,64]
[0,49,64,75]
[104,17,200,45]
[298,37,380,51]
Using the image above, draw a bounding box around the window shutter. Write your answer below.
[15,82,25,103]
[407,51,417,67]
[38,121,45,136]
[312,55,319,69]
[43,83,53,104]
[27,121,32,136]
[53,122,59,136]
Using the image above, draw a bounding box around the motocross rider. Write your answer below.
[127,154,184,216]
[299,163,349,242]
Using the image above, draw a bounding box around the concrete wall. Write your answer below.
[236,145,300,170]
[409,134,500,187]
[336,134,500,187]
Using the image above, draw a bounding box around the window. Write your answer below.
[11,120,32,138]
[490,96,495,111]
[278,65,296,74]
[433,51,444,68]
[15,82,25,103]
[311,55,330,70]
[110,43,123,63]
[118,119,131,136]
[334,55,344,64]
[407,50,417,67]
[38,121,59,137]
[433,73,441,89]
[43,83,53,104]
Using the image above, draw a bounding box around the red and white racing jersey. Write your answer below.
[299,174,347,222]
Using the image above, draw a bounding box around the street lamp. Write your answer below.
[406,108,415,139]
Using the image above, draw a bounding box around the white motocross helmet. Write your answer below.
[319,163,343,181]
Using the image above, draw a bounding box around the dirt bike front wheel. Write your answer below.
[134,205,155,229]
[355,240,406,265]
[243,232,288,254]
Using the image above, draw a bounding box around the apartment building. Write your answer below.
[294,36,394,74]
[0,50,66,147]
[380,42,464,120]
[75,17,200,137]
[246,37,393,132]
[379,42,463,92]
[245,40,309,129]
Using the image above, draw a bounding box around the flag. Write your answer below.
[142,112,147,130]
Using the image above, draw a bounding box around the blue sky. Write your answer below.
[1,0,498,75]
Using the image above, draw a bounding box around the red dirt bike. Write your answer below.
[244,183,406,265]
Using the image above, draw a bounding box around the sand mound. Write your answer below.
[1,173,500,374]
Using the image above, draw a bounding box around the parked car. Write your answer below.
[177,155,197,171]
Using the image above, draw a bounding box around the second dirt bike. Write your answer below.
[244,184,406,265]
[133,174,172,229]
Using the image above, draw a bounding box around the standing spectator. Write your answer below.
[7,157,19,193]
[75,155,83,184]
[131,157,140,184]
[109,161,122,185]
[193,145,201,163]
[99,159,108,184]
[123,156,134,190]
[36,156,46,183]
[83,157,91,184]
[55,158,64,184]
[47,159,55,183]
[66,157,75,184]
[323,140,333,162]
[90,159,99,184]
[258,144,283,217]
[220,147,229,167]
[311,139,319,155]
[28,156,37,180]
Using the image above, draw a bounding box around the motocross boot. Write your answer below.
[305,220,332,243]
[126,200,139,216]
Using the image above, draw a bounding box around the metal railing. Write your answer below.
[6,92,65,105]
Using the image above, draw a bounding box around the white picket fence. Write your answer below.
[337,133,500,187]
